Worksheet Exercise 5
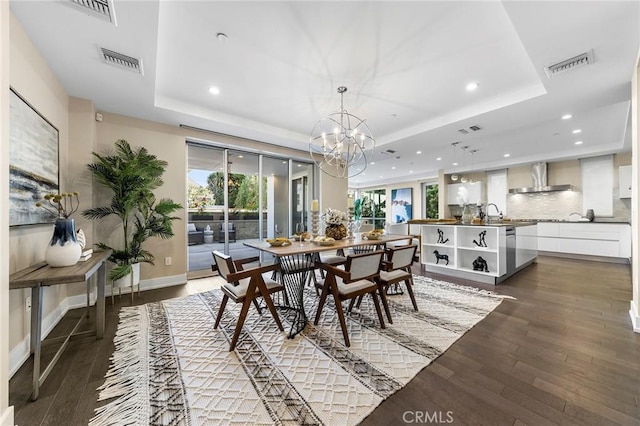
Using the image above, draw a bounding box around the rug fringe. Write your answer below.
[89,306,149,426]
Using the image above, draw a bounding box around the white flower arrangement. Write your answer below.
[321,208,348,225]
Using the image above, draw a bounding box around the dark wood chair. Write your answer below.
[212,251,284,351]
[377,245,419,321]
[314,250,386,347]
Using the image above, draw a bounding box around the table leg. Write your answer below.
[30,285,43,401]
[277,254,312,338]
[96,261,106,339]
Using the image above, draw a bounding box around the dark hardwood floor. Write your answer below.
[9,256,640,425]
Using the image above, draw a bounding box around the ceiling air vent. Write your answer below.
[457,129,469,134]
[100,48,144,75]
[544,50,594,79]
[64,0,116,25]
[469,125,481,131]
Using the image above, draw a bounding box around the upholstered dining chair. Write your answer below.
[212,251,284,351]
[377,245,419,320]
[314,250,386,347]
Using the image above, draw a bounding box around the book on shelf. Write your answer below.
[81,248,93,257]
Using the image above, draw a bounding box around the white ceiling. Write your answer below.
[10,1,639,187]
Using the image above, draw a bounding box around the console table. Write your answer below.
[9,250,110,400]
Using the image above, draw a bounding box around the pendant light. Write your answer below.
[460,146,469,183]
[450,142,460,181]
[469,149,478,184]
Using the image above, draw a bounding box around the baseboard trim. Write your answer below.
[0,406,14,426]
[105,274,187,296]
[539,251,630,264]
[10,274,186,377]
[630,301,640,333]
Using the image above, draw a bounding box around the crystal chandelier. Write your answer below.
[309,86,375,179]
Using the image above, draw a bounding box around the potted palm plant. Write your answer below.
[82,139,182,286]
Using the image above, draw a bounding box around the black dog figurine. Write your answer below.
[472,256,489,272]
[433,250,449,265]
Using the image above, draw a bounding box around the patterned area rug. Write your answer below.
[90,275,512,426]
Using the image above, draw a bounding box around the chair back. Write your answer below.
[212,251,236,282]
[352,243,382,254]
[346,251,384,281]
[387,245,417,270]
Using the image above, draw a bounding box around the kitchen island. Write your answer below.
[421,222,537,284]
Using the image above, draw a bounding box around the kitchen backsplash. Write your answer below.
[506,187,630,222]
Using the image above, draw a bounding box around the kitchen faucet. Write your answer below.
[486,203,503,223]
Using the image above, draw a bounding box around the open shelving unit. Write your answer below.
[421,224,506,281]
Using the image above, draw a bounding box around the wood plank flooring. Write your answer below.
[9,256,640,425]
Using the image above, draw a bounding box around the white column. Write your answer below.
[631,50,640,333]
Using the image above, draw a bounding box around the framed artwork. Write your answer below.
[9,88,59,226]
[391,187,412,223]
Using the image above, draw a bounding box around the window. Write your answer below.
[358,189,386,229]
[423,182,439,219]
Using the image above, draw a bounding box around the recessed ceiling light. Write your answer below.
[562,114,572,120]
[370,162,375,165]
[209,86,220,95]
[453,162,458,166]
[572,129,582,134]
[238,155,243,158]
[392,166,396,170]
[504,153,510,158]
[409,170,414,173]
[575,141,583,145]
[416,150,422,154]
[282,161,287,164]
[380,176,383,178]
[216,33,229,42]
[466,82,479,91]
[297,164,301,167]
[436,157,442,161]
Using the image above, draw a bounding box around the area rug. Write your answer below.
[90,275,512,426]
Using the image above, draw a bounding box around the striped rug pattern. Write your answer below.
[90,275,510,425]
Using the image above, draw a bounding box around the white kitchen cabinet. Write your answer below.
[581,155,613,216]
[619,165,632,198]
[537,222,630,259]
[447,183,483,205]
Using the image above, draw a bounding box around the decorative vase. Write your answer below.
[44,218,82,267]
[325,223,347,240]
[462,204,473,224]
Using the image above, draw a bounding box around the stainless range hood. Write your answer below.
[509,162,573,194]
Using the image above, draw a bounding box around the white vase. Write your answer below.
[44,218,82,267]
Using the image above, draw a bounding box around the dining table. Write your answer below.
[244,233,414,338]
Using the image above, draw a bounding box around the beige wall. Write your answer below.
[1,2,12,424]
[95,113,188,280]
[8,12,74,359]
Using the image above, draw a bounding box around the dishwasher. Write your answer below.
[505,227,516,275]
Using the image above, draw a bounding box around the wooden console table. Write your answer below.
[9,250,110,400]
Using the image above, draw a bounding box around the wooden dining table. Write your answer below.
[244,234,413,338]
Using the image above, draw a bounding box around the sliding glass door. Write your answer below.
[187,142,314,274]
